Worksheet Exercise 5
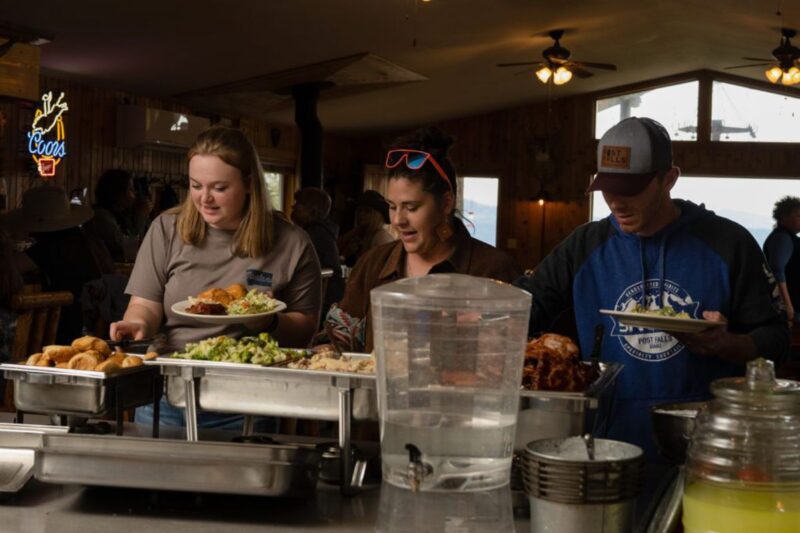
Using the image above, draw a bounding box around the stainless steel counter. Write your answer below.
[0,478,526,533]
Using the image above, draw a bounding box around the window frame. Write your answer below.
[591,70,800,146]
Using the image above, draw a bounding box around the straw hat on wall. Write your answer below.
[0,186,93,235]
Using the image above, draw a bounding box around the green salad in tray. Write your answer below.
[227,289,278,315]
[172,333,305,366]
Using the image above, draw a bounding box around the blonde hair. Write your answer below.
[175,126,273,257]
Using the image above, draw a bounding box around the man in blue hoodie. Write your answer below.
[516,117,789,459]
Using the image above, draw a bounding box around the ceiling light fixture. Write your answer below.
[765,66,784,83]
[535,65,552,83]
[535,64,573,86]
[552,66,573,85]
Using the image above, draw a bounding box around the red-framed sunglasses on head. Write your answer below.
[384,149,453,193]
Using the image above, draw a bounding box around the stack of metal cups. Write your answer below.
[522,435,644,533]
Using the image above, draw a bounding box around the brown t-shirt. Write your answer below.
[127,213,321,352]
[338,219,521,352]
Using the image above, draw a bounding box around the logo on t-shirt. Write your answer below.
[247,269,273,288]
[609,279,699,362]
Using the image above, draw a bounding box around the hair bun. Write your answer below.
[391,126,454,156]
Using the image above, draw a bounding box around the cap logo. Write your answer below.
[601,145,631,169]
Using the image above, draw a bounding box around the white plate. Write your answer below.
[599,309,726,334]
[171,299,287,325]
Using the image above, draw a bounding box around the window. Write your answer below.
[263,171,284,211]
[712,82,800,142]
[595,81,699,141]
[458,176,499,246]
[590,177,800,247]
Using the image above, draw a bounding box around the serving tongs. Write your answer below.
[106,337,155,350]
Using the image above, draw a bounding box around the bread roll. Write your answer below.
[67,352,100,370]
[143,352,159,361]
[26,353,44,366]
[35,355,53,367]
[56,362,70,369]
[225,283,247,300]
[43,345,78,363]
[71,336,112,357]
[95,359,121,374]
[121,356,144,368]
[105,352,126,366]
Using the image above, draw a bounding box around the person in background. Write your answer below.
[338,189,395,267]
[291,187,345,320]
[326,126,520,352]
[515,117,789,459]
[764,196,800,328]
[83,169,139,261]
[0,231,38,355]
[111,125,321,430]
[0,186,112,344]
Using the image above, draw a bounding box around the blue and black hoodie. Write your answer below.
[516,199,789,459]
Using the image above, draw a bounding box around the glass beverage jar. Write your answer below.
[683,358,800,533]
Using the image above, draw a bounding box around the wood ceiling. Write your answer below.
[1,0,798,132]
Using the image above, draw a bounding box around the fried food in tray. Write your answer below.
[522,333,599,392]
[22,336,151,375]
[287,347,375,374]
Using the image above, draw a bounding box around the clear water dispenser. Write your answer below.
[371,274,531,491]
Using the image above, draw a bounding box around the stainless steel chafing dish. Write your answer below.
[515,361,622,451]
[1,363,162,435]
[35,433,321,498]
[147,353,376,495]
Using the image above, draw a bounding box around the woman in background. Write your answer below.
[338,189,395,267]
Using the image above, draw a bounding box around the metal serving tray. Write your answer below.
[0,424,70,493]
[1,363,161,418]
[151,354,377,421]
[514,362,622,452]
[35,434,321,498]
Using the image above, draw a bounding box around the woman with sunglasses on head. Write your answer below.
[325,126,520,353]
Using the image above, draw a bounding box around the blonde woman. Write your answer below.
[111,126,321,429]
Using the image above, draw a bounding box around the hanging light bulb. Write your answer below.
[786,66,800,85]
[765,66,783,84]
[535,65,552,84]
[552,66,573,86]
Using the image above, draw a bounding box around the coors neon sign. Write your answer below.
[27,91,69,178]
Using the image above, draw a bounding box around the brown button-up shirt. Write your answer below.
[338,220,521,352]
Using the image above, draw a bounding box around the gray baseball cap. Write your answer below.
[587,117,673,196]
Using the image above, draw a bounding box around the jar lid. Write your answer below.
[711,358,800,404]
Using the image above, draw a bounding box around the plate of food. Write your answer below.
[600,307,726,334]
[171,283,286,324]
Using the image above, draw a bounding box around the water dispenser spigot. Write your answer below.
[405,443,432,492]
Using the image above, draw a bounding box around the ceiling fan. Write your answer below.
[496,29,617,85]
[725,27,800,86]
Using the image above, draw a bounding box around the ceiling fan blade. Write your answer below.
[571,60,617,71]
[741,57,775,62]
[571,67,594,79]
[724,63,772,70]
[496,61,539,67]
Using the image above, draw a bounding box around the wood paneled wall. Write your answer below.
[0,74,299,211]
[326,71,800,271]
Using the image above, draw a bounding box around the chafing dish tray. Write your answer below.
[34,434,320,498]
[515,362,622,451]
[0,424,69,493]
[149,354,377,421]
[1,362,161,418]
